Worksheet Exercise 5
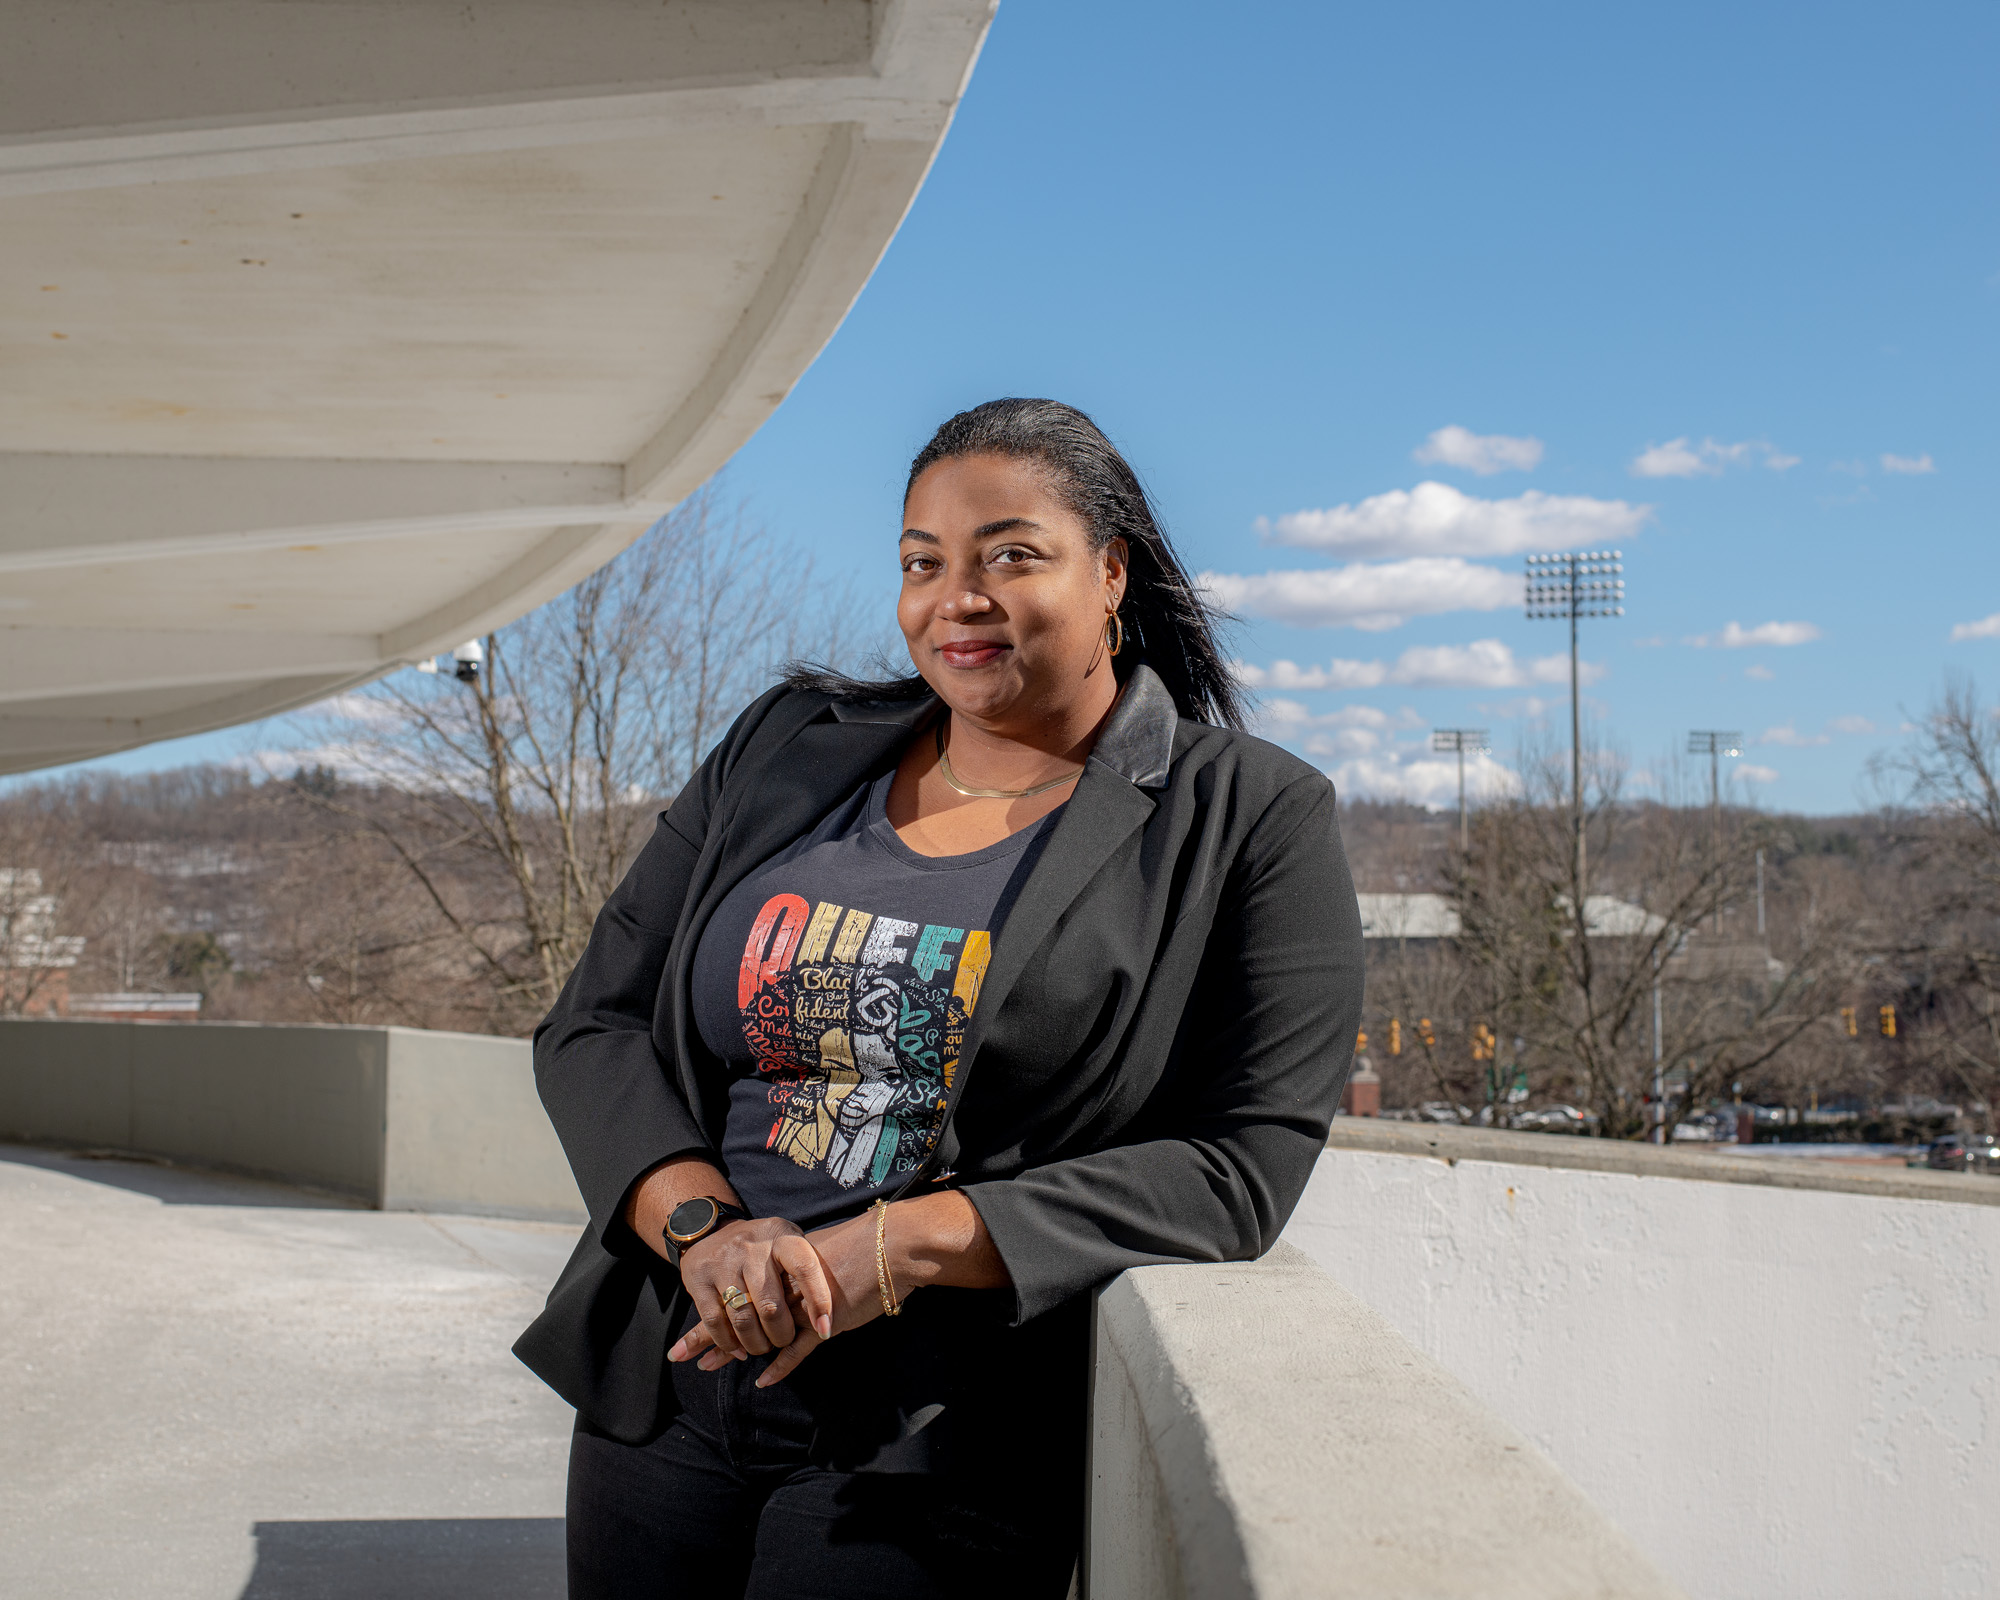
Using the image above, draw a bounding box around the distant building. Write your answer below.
[1356,894,1463,941]
[1,868,85,1016]
[69,993,203,1023]
[1356,891,1671,942]
[1340,1059,1382,1117]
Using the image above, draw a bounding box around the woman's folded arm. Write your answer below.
[534,690,787,1254]
[962,777,1365,1322]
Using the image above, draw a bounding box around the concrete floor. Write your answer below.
[0,1143,580,1599]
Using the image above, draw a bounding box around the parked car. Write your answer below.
[1925,1133,2000,1174]
[1513,1104,1593,1136]
[1673,1109,1745,1143]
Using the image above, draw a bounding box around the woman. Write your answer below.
[516,398,1364,1598]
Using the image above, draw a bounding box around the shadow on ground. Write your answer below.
[0,1141,366,1208]
[239,1519,565,1598]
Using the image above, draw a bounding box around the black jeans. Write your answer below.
[565,1296,1084,1600]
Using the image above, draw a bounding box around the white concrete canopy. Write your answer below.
[0,0,995,773]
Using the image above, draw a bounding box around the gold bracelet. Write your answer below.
[873,1198,902,1317]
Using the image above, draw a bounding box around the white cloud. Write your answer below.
[1736,763,1781,785]
[1631,439,1720,478]
[1200,558,1519,630]
[1758,724,1829,748]
[1630,437,1795,477]
[1389,641,1572,689]
[1412,425,1544,475]
[1881,452,1936,475]
[1948,613,2000,642]
[245,738,383,784]
[1303,727,1388,759]
[1745,664,1775,681]
[1475,695,1555,721]
[1685,620,1823,649]
[1257,700,1434,758]
[1259,482,1648,561]
[1234,639,1600,692]
[312,690,403,726]
[1258,699,1395,732]
[1318,748,1522,808]
[1827,715,1877,736]
[1234,657,1385,690]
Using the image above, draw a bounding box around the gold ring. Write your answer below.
[720,1285,750,1312]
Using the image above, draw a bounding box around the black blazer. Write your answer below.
[514,665,1365,1445]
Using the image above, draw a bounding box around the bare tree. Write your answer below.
[1442,731,1858,1138]
[292,490,860,1030]
[1361,935,1481,1114]
[1869,676,2000,1115]
[0,794,96,1015]
[212,825,452,1027]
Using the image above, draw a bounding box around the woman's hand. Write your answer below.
[668,1217,836,1369]
[669,1193,1011,1389]
[668,1208,884,1385]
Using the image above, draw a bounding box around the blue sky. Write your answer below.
[46,1,1999,812]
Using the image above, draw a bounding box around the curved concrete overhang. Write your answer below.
[0,0,996,774]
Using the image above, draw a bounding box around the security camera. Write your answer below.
[450,639,484,683]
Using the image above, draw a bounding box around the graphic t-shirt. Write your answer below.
[692,769,1059,1229]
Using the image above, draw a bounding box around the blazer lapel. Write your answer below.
[967,664,1177,1028]
[694,691,938,924]
[919,669,1179,1173]
[671,668,1179,1161]
[712,714,923,884]
[971,762,1155,1024]
[665,696,938,1120]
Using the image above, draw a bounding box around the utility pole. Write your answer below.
[1651,943,1665,1144]
[1526,552,1624,899]
[1688,730,1741,935]
[1431,728,1490,850]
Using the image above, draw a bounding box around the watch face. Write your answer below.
[666,1196,720,1243]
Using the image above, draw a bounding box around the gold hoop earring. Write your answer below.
[1104,610,1124,657]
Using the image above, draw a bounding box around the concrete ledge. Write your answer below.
[0,1019,582,1220]
[1326,1118,2000,1207]
[1087,1243,1684,1600]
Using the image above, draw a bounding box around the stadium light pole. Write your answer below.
[1431,728,1490,851]
[1687,730,1741,934]
[1526,551,1624,894]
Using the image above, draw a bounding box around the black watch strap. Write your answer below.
[661,1196,749,1265]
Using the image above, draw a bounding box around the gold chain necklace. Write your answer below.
[934,719,1083,800]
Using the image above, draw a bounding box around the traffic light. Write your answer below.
[1388,1018,1401,1056]
[1471,1023,1496,1062]
[1879,1004,1896,1039]
[1418,1018,1436,1049]
[1840,1006,1857,1037]
[1356,1030,1369,1052]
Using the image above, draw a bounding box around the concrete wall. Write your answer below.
[1285,1125,2000,1600]
[0,1019,582,1220]
[1087,1243,1683,1600]
[378,1026,580,1219]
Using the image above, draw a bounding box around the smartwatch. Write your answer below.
[661,1196,750,1265]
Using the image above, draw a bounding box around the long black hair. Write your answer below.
[785,398,1245,730]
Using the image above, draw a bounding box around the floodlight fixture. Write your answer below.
[1688,729,1743,933]
[1525,550,1628,889]
[1431,728,1491,850]
[1688,728,1743,816]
